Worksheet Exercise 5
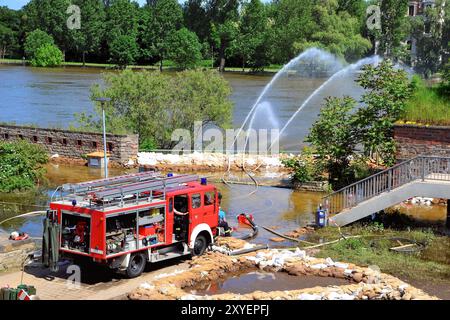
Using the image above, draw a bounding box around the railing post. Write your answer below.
[422,157,426,181]
[388,170,392,191]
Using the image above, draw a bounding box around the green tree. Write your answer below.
[76,69,233,148]
[166,27,202,69]
[232,0,271,71]
[141,0,183,70]
[24,29,54,59]
[0,140,48,193]
[0,6,21,59]
[306,96,359,188]
[109,34,140,66]
[207,0,240,72]
[355,60,413,166]
[269,0,314,64]
[301,0,372,61]
[378,0,410,60]
[183,0,210,43]
[70,0,106,66]
[106,0,140,65]
[410,0,449,77]
[23,0,73,55]
[0,24,15,59]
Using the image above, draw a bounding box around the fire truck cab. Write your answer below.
[47,172,219,278]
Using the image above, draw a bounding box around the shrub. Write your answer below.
[24,29,54,59]
[0,140,48,193]
[31,43,63,67]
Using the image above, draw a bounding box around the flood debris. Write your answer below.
[128,238,438,301]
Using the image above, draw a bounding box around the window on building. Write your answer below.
[62,138,67,145]
[107,142,113,152]
[4,133,9,139]
[92,141,98,148]
[18,135,23,139]
[33,136,38,142]
[77,140,82,147]
[47,137,53,144]
[409,5,415,16]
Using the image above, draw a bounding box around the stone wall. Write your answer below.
[394,124,450,160]
[0,237,36,273]
[0,124,139,164]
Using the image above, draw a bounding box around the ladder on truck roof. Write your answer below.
[90,174,199,202]
[62,171,161,194]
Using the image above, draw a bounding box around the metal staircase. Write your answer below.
[323,156,450,226]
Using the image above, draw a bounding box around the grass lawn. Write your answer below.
[311,225,450,283]
[399,77,450,126]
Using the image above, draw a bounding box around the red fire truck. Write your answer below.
[44,172,219,278]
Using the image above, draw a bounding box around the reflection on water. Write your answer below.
[0,164,447,244]
[0,65,359,151]
[191,271,350,296]
[0,164,323,242]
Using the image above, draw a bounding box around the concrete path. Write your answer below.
[0,258,190,300]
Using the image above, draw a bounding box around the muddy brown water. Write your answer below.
[190,270,350,296]
[0,163,447,243]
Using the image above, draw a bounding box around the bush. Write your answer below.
[24,29,54,59]
[76,69,233,149]
[109,34,140,67]
[165,28,202,69]
[31,43,63,67]
[0,140,48,193]
[282,147,324,184]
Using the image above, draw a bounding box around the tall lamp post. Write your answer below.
[95,97,111,178]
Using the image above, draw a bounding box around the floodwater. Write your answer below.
[190,270,350,296]
[0,164,324,244]
[0,64,363,152]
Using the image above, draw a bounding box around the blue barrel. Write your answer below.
[201,177,207,185]
[167,173,174,177]
[316,209,327,228]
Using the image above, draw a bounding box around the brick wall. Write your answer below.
[0,124,139,163]
[394,124,450,160]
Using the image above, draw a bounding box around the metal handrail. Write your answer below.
[323,156,450,215]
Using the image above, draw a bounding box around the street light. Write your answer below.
[95,97,111,178]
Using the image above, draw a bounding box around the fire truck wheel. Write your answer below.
[126,253,147,278]
[192,235,207,256]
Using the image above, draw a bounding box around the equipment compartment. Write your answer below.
[61,212,91,254]
[105,206,166,256]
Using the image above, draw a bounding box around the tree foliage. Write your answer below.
[24,29,54,59]
[306,60,413,188]
[410,0,449,77]
[76,69,233,149]
[31,43,64,67]
[0,140,48,193]
[166,27,202,69]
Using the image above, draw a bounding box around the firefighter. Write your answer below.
[218,192,232,236]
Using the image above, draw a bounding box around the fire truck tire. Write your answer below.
[192,235,207,256]
[126,253,147,278]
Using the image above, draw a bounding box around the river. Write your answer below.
[0,64,357,152]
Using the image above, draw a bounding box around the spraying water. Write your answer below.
[269,55,381,151]
[232,48,343,152]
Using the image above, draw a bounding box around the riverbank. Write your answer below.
[0,58,281,74]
